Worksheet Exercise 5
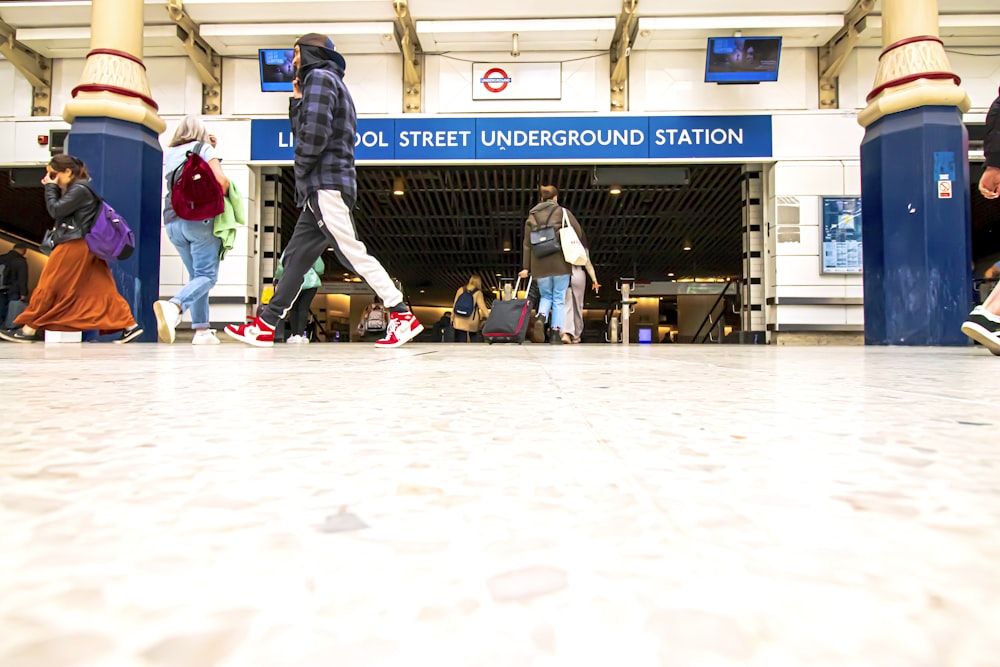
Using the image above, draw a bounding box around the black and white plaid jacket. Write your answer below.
[289,61,357,207]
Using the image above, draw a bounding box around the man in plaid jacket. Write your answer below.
[226,33,423,348]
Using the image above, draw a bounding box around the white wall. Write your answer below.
[765,160,864,329]
[631,48,818,113]
[840,47,1000,113]
[0,61,19,118]
[222,54,402,116]
[424,52,610,114]
[0,59,34,120]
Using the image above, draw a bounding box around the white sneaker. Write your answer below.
[286,335,303,344]
[153,300,181,344]
[192,329,220,345]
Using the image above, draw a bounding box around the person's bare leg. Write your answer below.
[984,283,1000,316]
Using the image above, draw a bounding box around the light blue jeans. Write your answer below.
[165,219,221,329]
[537,274,571,331]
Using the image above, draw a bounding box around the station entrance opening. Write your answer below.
[269,163,747,343]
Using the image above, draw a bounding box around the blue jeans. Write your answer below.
[165,219,221,329]
[536,274,571,330]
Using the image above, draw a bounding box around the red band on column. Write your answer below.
[87,48,147,70]
[866,72,962,103]
[71,83,160,111]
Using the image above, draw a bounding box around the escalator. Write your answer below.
[0,168,48,248]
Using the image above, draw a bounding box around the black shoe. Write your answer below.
[115,325,143,344]
[0,327,43,343]
[549,329,563,345]
[961,308,1000,355]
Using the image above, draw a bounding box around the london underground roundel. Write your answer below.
[480,68,512,93]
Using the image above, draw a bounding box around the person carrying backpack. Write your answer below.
[356,296,388,341]
[153,115,230,345]
[518,185,586,344]
[451,275,491,342]
[0,155,142,343]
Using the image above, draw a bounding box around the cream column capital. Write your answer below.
[858,0,970,127]
[62,0,165,135]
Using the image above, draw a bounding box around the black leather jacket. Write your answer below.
[45,180,100,245]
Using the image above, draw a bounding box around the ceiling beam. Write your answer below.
[819,0,875,109]
[0,18,52,116]
[393,0,422,113]
[166,0,222,114]
[610,0,638,111]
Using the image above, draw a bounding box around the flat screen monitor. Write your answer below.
[259,49,295,92]
[705,36,781,84]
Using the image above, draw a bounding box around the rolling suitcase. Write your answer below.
[483,276,532,344]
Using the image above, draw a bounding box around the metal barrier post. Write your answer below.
[618,278,636,346]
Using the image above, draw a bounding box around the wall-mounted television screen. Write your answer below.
[259,49,295,92]
[705,36,781,84]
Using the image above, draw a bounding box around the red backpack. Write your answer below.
[170,142,224,221]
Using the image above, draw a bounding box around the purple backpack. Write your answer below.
[83,185,135,262]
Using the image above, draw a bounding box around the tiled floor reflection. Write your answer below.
[1,342,999,666]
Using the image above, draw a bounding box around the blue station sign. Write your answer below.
[250,115,772,162]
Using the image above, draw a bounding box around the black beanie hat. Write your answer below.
[295,33,346,70]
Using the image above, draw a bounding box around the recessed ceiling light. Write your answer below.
[609,184,622,195]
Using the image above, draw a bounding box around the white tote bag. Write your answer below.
[558,209,588,266]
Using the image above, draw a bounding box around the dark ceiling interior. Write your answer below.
[280,164,747,307]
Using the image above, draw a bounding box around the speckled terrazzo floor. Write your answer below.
[1,342,998,667]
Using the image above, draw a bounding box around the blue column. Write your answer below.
[67,117,162,342]
[860,106,972,346]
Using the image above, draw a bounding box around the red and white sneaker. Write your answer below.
[224,316,275,347]
[374,311,424,348]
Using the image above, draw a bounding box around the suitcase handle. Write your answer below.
[513,275,532,298]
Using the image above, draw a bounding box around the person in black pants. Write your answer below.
[275,253,323,344]
[961,89,1000,353]
[224,33,422,348]
[287,286,318,343]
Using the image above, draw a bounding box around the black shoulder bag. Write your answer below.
[529,206,562,258]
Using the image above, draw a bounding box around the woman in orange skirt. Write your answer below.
[0,155,142,343]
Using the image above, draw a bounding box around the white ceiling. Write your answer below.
[0,0,997,58]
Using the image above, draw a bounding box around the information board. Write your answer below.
[821,196,863,274]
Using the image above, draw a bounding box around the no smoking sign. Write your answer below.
[938,180,953,199]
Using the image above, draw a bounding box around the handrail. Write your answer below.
[0,230,40,252]
[692,279,736,344]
